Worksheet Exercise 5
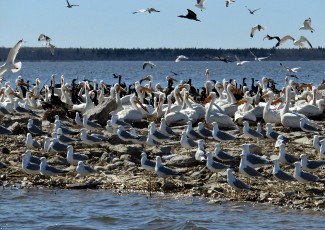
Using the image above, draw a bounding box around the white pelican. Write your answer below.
[117,94,149,123]
[250,24,266,38]
[262,91,281,124]
[72,82,95,114]
[234,97,256,123]
[299,18,314,33]
[220,84,239,117]
[164,95,189,127]
[0,39,23,76]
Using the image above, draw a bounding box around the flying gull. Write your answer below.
[299,17,314,33]
[235,55,250,66]
[250,24,266,38]
[280,63,301,73]
[300,154,325,172]
[133,8,160,14]
[226,0,235,8]
[66,0,79,8]
[195,0,206,11]
[249,50,269,62]
[175,55,189,62]
[245,6,261,15]
[0,39,23,76]
[143,61,156,69]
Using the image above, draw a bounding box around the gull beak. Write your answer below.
[134,98,149,113]
[203,95,212,104]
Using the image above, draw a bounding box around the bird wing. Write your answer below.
[291,67,301,72]
[186,9,197,18]
[250,26,258,37]
[303,18,311,28]
[249,50,257,59]
[6,40,23,64]
[235,55,240,62]
[252,8,261,13]
[299,36,312,48]
[279,35,295,45]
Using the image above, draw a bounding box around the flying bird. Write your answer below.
[175,55,188,62]
[293,36,313,48]
[133,8,160,14]
[245,6,261,14]
[38,34,52,46]
[250,24,266,38]
[0,39,23,76]
[235,55,250,66]
[263,34,280,41]
[66,0,79,8]
[299,17,314,33]
[275,35,295,47]
[249,50,269,61]
[49,43,55,56]
[178,9,200,22]
[280,63,301,73]
[226,0,235,7]
[205,56,232,63]
[143,61,156,69]
[195,0,206,11]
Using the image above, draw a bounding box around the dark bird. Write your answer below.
[178,9,200,22]
[205,56,232,63]
[245,6,261,14]
[38,34,51,46]
[66,0,79,8]
[263,34,280,41]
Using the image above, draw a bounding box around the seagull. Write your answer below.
[0,39,23,76]
[149,122,171,143]
[195,139,206,162]
[293,36,313,48]
[212,122,239,142]
[250,24,266,38]
[235,55,250,66]
[159,118,176,137]
[40,157,67,176]
[0,125,13,135]
[239,154,264,179]
[300,118,320,132]
[299,17,314,33]
[206,152,229,173]
[155,156,181,178]
[275,135,287,148]
[21,153,40,175]
[300,154,325,172]
[256,123,267,138]
[83,114,102,130]
[116,125,144,144]
[141,152,156,172]
[53,120,79,135]
[197,122,212,139]
[57,128,77,145]
[226,168,251,191]
[185,121,204,140]
[66,145,89,166]
[278,143,299,165]
[243,121,264,140]
[38,34,51,46]
[175,55,189,62]
[80,128,103,145]
[66,0,79,8]
[272,159,296,182]
[133,8,160,14]
[27,119,44,136]
[76,161,97,177]
[241,144,270,168]
[226,0,235,7]
[245,6,261,15]
[214,143,238,162]
[24,150,41,164]
[313,135,321,152]
[249,50,269,61]
[178,9,200,22]
[25,133,41,149]
[266,123,285,141]
[75,112,83,126]
[275,35,295,47]
[280,63,301,73]
[143,61,156,69]
[180,131,198,152]
[195,0,206,11]
[293,162,320,183]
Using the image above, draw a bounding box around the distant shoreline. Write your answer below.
[1,47,325,62]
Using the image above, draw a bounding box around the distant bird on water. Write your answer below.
[195,0,206,11]
[280,63,301,73]
[66,0,79,8]
[178,9,200,22]
[245,6,261,15]
[250,24,266,38]
[175,55,189,62]
[299,17,314,33]
[133,8,160,14]
[0,39,23,76]
[143,61,156,69]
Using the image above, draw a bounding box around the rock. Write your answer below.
[2,147,10,154]
[47,156,69,166]
[0,162,7,169]
[66,182,101,189]
[8,122,25,135]
[83,98,118,126]
[249,144,262,155]
[167,155,198,167]
[162,181,178,190]
[119,154,132,162]
[100,152,110,163]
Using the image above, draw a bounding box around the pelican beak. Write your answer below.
[140,86,152,94]
[85,82,91,91]
[261,93,269,99]
[186,94,195,103]
[141,75,152,82]
[178,85,187,91]
[203,95,212,104]
[117,85,127,93]
[237,98,247,105]
[10,91,22,99]
[101,82,107,90]
[134,98,149,113]
[271,97,282,105]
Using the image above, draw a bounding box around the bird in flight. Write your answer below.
[178,9,200,22]
[38,34,52,46]
[235,55,250,66]
[0,39,23,76]
[280,63,301,73]
[245,6,261,15]
[66,0,79,8]
[226,0,235,7]
[205,56,232,63]
[250,24,266,38]
[133,8,160,14]
[293,36,313,48]
[299,17,314,33]
[175,55,189,62]
[249,50,269,61]
[195,0,206,11]
[143,61,156,69]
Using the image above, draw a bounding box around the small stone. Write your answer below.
[2,147,10,154]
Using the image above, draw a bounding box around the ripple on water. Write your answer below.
[88,216,119,224]
[46,225,97,230]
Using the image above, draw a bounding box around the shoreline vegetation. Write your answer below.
[1,47,325,61]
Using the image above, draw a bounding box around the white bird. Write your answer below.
[21,153,40,175]
[293,36,313,48]
[76,161,97,177]
[206,152,229,173]
[40,157,67,176]
[293,162,320,183]
[195,139,206,162]
[175,55,188,62]
[38,34,52,46]
[25,133,41,149]
[226,168,251,191]
[249,50,269,61]
[0,39,23,76]
[142,61,156,69]
[225,0,235,7]
[299,17,314,33]
[155,156,181,178]
[66,145,89,166]
[275,35,295,47]
[235,55,250,66]
[195,0,206,11]
[300,154,325,172]
[250,24,266,38]
[133,8,160,14]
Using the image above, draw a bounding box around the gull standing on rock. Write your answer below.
[212,122,239,142]
[141,152,156,172]
[66,145,89,166]
[57,128,77,145]
[22,153,40,175]
[293,162,320,183]
[300,154,325,172]
[197,122,213,139]
[180,131,197,153]
[80,128,103,145]
[278,143,299,165]
[243,121,264,140]
[76,161,97,177]
[206,152,229,173]
[83,114,102,130]
[272,159,296,182]
[26,133,41,149]
[40,157,67,176]
[227,168,251,191]
[239,154,264,179]
[155,156,181,178]
[27,119,43,136]
[195,139,206,162]
[241,144,270,168]
[0,125,13,135]
[300,118,320,132]
[214,143,238,162]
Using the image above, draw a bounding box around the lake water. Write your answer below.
[1,60,325,229]
[4,60,325,90]
[0,188,324,229]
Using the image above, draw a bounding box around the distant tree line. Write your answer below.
[0,47,325,61]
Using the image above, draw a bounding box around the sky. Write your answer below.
[0,0,324,49]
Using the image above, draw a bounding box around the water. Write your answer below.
[2,60,325,228]
[3,60,325,90]
[0,188,324,229]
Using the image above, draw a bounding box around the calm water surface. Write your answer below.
[0,188,324,229]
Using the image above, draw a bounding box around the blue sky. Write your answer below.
[0,0,324,49]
